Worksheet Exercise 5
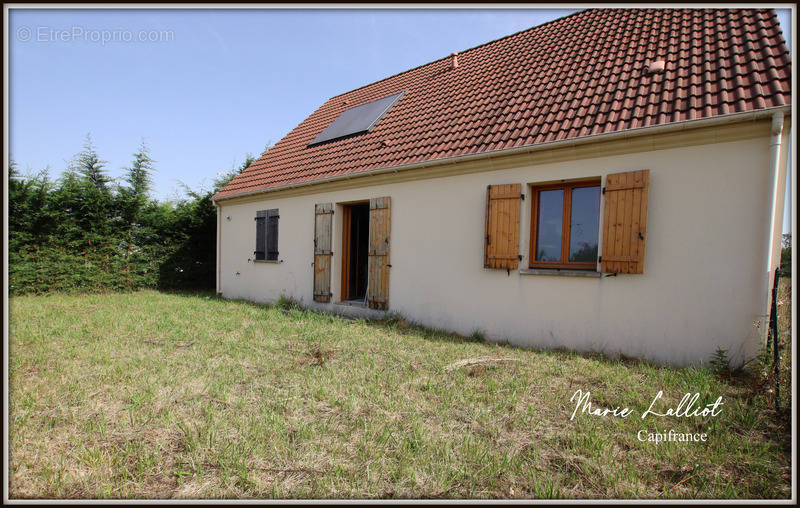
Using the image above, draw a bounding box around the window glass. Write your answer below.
[569,186,600,262]
[535,189,563,261]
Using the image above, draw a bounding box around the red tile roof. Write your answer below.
[214,8,791,199]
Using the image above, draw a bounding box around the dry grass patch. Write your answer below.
[8,289,792,499]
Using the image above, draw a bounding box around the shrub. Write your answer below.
[709,346,731,378]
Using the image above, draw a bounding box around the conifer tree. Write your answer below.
[120,139,156,225]
[125,139,154,199]
[65,134,114,244]
[76,133,110,190]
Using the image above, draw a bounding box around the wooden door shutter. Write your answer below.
[313,203,333,302]
[484,184,522,270]
[367,197,391,310]
[265,209,279,261]
[254,210,267,260]
[601,170,649,274]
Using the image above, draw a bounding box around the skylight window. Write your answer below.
[308,91,404,146]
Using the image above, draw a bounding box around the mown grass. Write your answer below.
[8,289,792,499]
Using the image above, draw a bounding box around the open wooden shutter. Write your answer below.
[601,170,649,274]
[254,210,267,260]
[367,197,391,310]
[313,203,333,302]
[484,184,522,270]
[265,209,279,261]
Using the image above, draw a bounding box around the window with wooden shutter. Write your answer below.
[529,179,601,270]
[601,170,649,274]
[265,209,279,261]
[367,197,390,310]
[484,184,522,270]
[255,209,279,261]
[254,210,267,260]
[313,203,333,302]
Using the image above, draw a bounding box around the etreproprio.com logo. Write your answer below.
[16,25,174,45]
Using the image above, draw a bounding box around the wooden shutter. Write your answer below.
[367,197,391,310]
[313,203,333,302]
[601,170,649,274]
[484,184,522,270]
[265,209,279,261]
[254,210,267,260]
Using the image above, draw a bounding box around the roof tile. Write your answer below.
[215,8,792,199]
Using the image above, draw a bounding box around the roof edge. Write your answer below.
[212,105,791,204]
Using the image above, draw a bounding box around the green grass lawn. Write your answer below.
[8,287,792,499]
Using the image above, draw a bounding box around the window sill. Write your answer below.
[253,259,281,264]
[335,299,368,308]
[520,268,601,278]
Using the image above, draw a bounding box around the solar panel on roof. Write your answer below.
[308,92,404,146]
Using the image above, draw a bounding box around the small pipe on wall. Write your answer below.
[761,110,787,346]
[766,111,785,271]
[216,204,222,294]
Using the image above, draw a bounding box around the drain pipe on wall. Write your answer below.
[761,110,787,345]
[215,204,222,294]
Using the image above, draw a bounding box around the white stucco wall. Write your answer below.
[216,125,783,366]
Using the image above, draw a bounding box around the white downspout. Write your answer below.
[215,204,222,294]
[761,111,786,345]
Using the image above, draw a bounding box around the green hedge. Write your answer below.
[9,138,249,295]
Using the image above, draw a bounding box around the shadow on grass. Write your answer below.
[157,288,219,299]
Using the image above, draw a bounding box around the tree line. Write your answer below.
[9,135,257,295]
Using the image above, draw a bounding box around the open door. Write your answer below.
[341,202,370,302]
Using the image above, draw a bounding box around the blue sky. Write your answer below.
[9,8,792,231]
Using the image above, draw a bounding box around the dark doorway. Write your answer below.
[341,202,370,302]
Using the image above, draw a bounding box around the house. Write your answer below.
[212,8,791,366]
